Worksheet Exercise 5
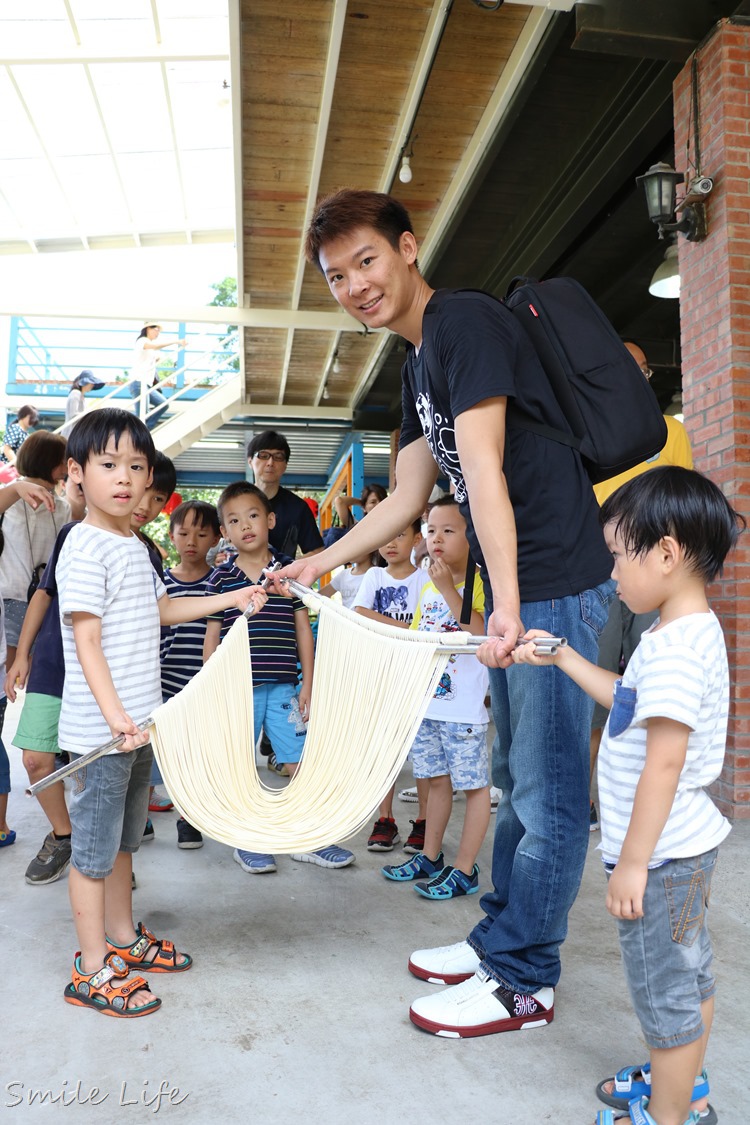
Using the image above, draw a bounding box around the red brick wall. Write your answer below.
[674,19,750,817]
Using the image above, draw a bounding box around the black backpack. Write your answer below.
[423,279,667,485]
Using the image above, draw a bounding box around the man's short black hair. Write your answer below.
[169,500,221,536]
[150,450,176,498]
[600,466,744,584]
[246,430,290,463]
[66,407,155,470]
[217,481,272,524]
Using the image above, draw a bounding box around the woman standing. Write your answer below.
[128,321,186,429]
[61,370,104,437]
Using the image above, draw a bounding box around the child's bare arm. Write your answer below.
[606,716,689,921]
[512,631,618,708]
[295,609,314,718]
[318,581,335,599]
[71,613,149,750]
[203,618,222,663]
[4,587,51,700]
[355,606,411,629]
[160,585,266,626]
[0,479,55,514]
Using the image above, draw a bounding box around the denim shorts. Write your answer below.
[611,848,718,1049]
[68,745,153,878]
[253,682,307,764]
[4,599,28,648]
[410,717,489,790]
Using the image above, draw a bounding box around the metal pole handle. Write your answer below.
[26,717,154,798]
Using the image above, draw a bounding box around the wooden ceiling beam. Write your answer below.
[348,6,556,409]
[277,0,348,406]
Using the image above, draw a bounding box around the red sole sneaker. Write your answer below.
[407,959,475,985]
[409,1003,554,1038]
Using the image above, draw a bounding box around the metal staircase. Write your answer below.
[150,371,242,460]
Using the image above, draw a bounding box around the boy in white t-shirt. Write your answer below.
[514,467,742,1125]
[57,409,264,1019]
[382,497,490,899]
[354,518,428,852]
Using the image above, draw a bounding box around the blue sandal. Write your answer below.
[595,1096,700,1125]
[596,1066,716,1125]
[0,829,16,847]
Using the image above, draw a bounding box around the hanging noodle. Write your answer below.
[149,591,459,853]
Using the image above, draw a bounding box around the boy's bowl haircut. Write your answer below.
[65,408,155,470]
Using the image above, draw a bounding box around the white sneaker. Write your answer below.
[408,940,481,985]
[490,786,502,812]
[410,970,554,1038]
[398,786,456,803]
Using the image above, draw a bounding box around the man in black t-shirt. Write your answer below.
[278,190,613,1040]
[246,430,323,559]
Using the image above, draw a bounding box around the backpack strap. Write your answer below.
[422,288,584,452]
[460,554,475,626]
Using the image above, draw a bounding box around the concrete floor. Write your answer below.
[2,693,748,1125]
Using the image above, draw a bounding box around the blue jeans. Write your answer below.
[127,380,168,429]
[468,579,614,992]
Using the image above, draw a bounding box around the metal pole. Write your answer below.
[26,718,154,798]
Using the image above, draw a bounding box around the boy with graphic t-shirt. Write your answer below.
[353,518,429,852]
[514,467,741,1125]
[382,497,490,900]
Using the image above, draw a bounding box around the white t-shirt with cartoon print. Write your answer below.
[411,572,489,725]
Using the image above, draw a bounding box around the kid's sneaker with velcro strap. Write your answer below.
[414,864,479,900]
[382,851,444,882]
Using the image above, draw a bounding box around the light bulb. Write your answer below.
[332,356,341,374]
[399,155,412,184]
[323,384,330,400]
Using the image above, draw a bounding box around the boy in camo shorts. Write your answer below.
[382,497,490,899]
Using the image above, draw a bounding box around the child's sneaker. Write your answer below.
[148,791,174,813]
[142,819,155,843]
[490,786,502,812]
[290,845,355,869]
[24,831,71,884]
[367,817,400,851]
[382,851,444,882]
[589,801,600,831]
[414,864,479,899]
[267,752,290,777]
[403,818,426,854]
[233,849,277,874]
[176,818,204,850]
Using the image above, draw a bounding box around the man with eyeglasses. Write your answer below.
[246,430,324,559]
[587,341,694,830]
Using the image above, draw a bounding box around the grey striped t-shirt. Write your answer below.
[598,610,731,866]
[57,523,165,753]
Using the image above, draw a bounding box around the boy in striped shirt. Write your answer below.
[514,467,742,1125]
[204,481,354,875]
[160,500,222,849]
[58,410,264,1018]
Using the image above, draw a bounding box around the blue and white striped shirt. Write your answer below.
[160,569,213,699]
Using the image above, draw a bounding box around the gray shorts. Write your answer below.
[611,849,718,1049]
[68,745,153,878]
[410,718,489,790]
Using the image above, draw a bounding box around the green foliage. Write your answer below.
[148,485,224,566]
[209,277,239,373]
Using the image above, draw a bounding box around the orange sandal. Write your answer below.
[107,922,193,973]
[64,951,161,1017]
